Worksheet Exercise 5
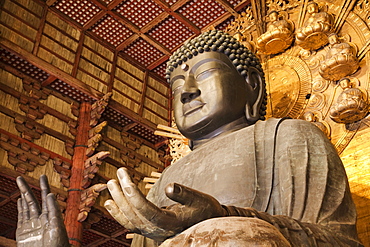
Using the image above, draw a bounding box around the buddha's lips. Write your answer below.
[183,100,205,116]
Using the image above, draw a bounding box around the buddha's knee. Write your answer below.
[160,217,291,247]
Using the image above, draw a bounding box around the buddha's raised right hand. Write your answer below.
[104,168,227,242]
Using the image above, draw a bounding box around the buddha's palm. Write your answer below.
[16,175,69,247]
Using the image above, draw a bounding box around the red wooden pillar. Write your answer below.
[65,102,91,247]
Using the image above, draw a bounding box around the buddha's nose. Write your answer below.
[181,89,201,103]
[181,75,200,103]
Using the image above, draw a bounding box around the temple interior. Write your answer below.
[0,0,369,246]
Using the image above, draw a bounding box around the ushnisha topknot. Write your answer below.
[165,29,267,120]
[165,30,264,81]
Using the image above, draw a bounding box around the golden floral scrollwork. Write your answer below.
[329,78,369,124]
[267,0,301,12]
[295,1,334,50]
[354,0,370,25]
[312,78,329,92]
[319,33,359,81]
[303,111,331,139]
[256,11,294,55]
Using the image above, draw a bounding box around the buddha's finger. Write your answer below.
[21,193,30,221]
[16,176,41,219]
[117,169,176,227]
[165,183,221,210]
[40,175,50,224]
[46,193,63,227]
[17,198,23,226]
[104,199,138,232]
[107,179,146,229]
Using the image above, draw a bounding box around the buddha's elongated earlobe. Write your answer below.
[245,67,264,124]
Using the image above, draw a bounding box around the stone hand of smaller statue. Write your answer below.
[105,168,226,242]
[16,175,69,247]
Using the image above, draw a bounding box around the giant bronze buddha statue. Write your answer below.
[16,30,362,247]
[105,30,362,246]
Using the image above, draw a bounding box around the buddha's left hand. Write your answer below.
[104,168,227,242]
[16,175,69,247]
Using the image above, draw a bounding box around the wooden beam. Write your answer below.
[103,136,164,170]
[0,105,75,144]
[147,54,170,70]
[0,236,16,247]
[140,11,169,34]
[109,11,141,33]
[0,43,163,134]
[46,0,58,6]
[41,75,57,87]
[171,12,200,34]
[116,33,140,51]
[138,71,149,116]
[171,0,192,12]
[235,0,251,12]
[32,4,48,55]
[108,100,157,131]
[215,0,239,17]
[0,82,76,123]
[0,166,68,197]
[71,32,85,77]
[122,122,138,132]
[111,228,129,238]
[88,0,107,10]
[83,10,107,30]
[87,229,131,246]
[107,0,123,10]
[0,39,102,100]
[65,102,91,247]
[201,12,233,32]
[103,156,146,180]
[108,50,118,92]
[140,34,172,56]
[0,128,72,164]
[106,121,157,150]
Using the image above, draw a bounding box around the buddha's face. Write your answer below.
[170,51,254,140]
[328,35,339,45]
[307,3,318,14]
[269,12,278,21]
[339,78,351,89]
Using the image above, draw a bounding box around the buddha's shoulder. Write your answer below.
[257,118,327,139]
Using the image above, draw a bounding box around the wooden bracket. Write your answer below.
[82,151,110,188]
[77,183,107,222]
[0,130,53,173]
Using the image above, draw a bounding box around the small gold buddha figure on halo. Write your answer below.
[329,78,369,124]
[256,11,294,55]
[296,1,333,50]
[319,33,359,81]
[303,111,331,139]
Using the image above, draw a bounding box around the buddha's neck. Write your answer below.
[191,117,249,150]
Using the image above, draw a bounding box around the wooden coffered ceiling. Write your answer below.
[47,0,250,78]
[0,0,251,146]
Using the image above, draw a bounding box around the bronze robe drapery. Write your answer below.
[132,118,361,246]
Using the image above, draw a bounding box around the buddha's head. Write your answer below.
[339,78,351,89]
[269,11,279,21]
[328,33,339,45]
[307,2,319,14]
[165,30,266,142]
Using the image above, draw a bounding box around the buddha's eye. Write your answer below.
[195,68,219,81]
[171,79,184,96]
[172,85,182,96]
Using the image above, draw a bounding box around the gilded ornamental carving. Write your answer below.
[329,78,368,124]
[319,33,359,81]
[256,11,294,55]
[226,0,370,154]
[295,1,334,50]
